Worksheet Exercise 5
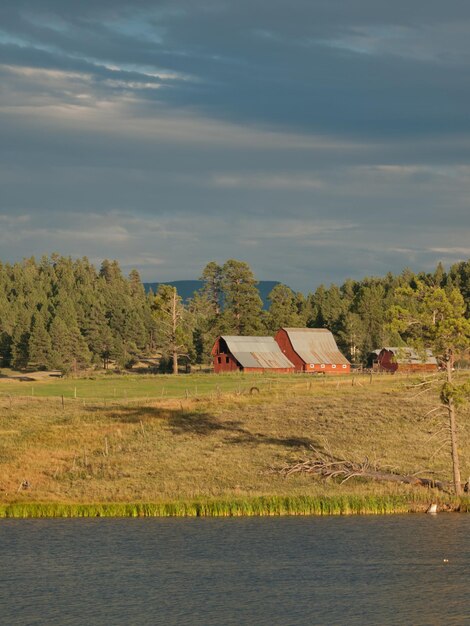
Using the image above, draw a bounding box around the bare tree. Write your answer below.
[152,285,192,375]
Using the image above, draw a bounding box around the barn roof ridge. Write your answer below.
[281,327,330,333]
[220,334,275,342]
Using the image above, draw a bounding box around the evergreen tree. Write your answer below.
[220,260,264,335]
[354,283,388,356]
[99,260,145,361]
[306,284,326,328]
[196,261,225,356]
[266,284,303,332]
[74,258,105,346]
[81,304,115,368]
[294,291,308,325]
[321,284,344,333]
[200,261,223,315]
[128,269,154,350]
[49,314,92,373]
[448,260,470,313]
[433,261,446,287]
[187,290,214,363]
[49,296,91,372]
[11,309,30,370]
[0,264,13,366]
[336,311,364,363]
[28,311,52,369]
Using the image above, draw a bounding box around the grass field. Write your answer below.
[1,371,469,516]
[0,371,300,400]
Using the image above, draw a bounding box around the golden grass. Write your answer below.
[1,372,469,513]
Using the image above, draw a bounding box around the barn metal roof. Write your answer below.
[221,336,295,369]
[380,347,438,365]
[282,328,350,365]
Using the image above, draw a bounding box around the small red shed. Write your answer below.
[374,347,438,373]
[211,335,295,373]
[275,328,350,374]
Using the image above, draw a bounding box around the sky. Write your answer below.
[1,0,470,292]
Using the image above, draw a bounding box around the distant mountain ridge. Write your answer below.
[143,280,281,309]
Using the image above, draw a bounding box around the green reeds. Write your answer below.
[1,494,466,519]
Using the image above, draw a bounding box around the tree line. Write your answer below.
[1,254,470,373]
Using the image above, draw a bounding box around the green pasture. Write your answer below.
[0,372,265,400]
[0,371,381,401]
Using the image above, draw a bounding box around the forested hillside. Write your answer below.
[1,255,470,372]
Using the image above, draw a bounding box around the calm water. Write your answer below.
[1,515,469,625]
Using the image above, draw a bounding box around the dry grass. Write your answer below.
[1,372,470,510]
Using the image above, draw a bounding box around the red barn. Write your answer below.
[211,336,295,373]
[275,328,350,374]
[374,347,438,373]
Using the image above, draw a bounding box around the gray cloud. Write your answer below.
[1,1,470,291]
[3,1,470,136]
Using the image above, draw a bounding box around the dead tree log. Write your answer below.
[278,447,451,492]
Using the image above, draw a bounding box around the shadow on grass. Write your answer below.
[103,405,316,450]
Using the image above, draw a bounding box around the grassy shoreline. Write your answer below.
[1,495,469,519]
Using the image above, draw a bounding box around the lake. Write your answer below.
[1,515,469,625]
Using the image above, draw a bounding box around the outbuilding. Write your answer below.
[373,347,438,373]
[275,328,350,374]
[211,335,295,373]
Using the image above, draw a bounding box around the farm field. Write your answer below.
[1,371,470,515]
[0,371,308,401]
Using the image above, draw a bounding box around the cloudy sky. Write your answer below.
[1,1,470,291]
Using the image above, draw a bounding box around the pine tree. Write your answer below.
[28,312,52,369]
[306,284,327,327]
[99,261,151,362]
[49,295,91,372]
[0,265,13,366]
[433,262,446,287]
[200,261,223,315]
[336,312,364,363]
[220,260,264,335]
[355,283,387,356]
[448,260,470,313]
[81,304,114,368]
[11,309,30,370]
[321,285,344,333]
[128,269,152,350]
[49,314,91,373]
[266,284,303,332]
[187,290,214,363]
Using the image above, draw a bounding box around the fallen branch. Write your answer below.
[278,446,451,492]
